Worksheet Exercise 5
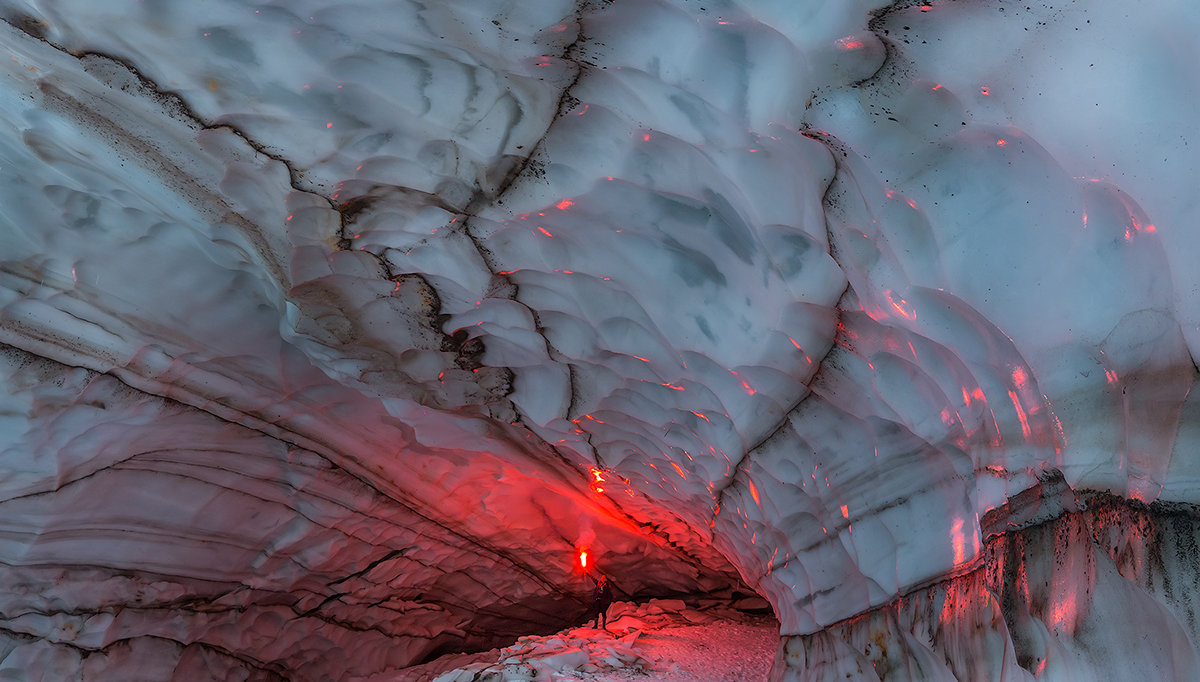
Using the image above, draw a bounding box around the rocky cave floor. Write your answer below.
[394,600,778,682]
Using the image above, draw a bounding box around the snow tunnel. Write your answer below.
[1,0,1199,680]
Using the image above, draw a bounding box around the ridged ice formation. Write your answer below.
[0,0,1197,679]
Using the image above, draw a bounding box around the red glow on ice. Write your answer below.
[840,505,849,519]
[1050,591,1078,633]
[326,122,333,128]
[837,37,865,50]
[576,104,589,115]
[537,226,554,237]
[579,550,588,569]
[642,133,651,142]
[1012,366,1028,390]
[662,382,685,391]
[556,199,574,210]
[670,461,687,479]
[996,139,1007,146]
[689,410,710,422]
[788,336,802,350]
[932,83,943,90]
[749,479,761,506]
[979,86,990,95]
[589,467,606,494]
[729,369,756,395]
[951,518,966,565]
[1129,486,1154,504]
[920,4,932,10]
[885,290,917,320]
[940,407,956,427]
[1009,390,1033,439]
[1146,224,1156,233]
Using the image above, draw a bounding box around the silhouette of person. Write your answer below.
[585,569,614,629]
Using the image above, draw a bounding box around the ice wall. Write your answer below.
[0,0,1196,679]
[774,479,1200,681]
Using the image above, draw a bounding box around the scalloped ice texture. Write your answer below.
[0,0,1197,680]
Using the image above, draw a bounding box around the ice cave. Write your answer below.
[0,0,1198,679]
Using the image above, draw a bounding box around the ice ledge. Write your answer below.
[771,479,1200,681]
[980,469,1083,541]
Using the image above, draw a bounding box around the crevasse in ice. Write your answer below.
[0,0,1197,679]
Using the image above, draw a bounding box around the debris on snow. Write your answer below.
[400,600,777,682]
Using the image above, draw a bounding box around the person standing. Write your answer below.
[585,569,614,629]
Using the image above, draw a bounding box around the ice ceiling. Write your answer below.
[0,0,1198,679]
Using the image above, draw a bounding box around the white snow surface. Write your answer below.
[398,600,777,682]
[0,0,1196,679]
